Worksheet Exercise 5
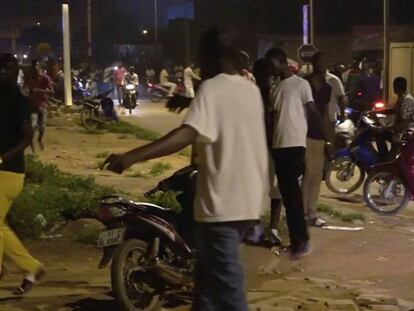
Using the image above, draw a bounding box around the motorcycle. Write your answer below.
[79,88,118,130]
[363,130,414,215]
[96,166,197,311]
[325,109,394,195]
[123,83,138,114]
[147,82,186,103]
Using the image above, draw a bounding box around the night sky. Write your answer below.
[1,0,414,35]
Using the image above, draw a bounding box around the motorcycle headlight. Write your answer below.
[125,84,135,90]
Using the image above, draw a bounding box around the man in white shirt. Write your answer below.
[326,70,346,125]
[183,62,201,98]
[105,36,269,311]
[159,67,177,97]
[123,66,139,87]
[266,48,329,259]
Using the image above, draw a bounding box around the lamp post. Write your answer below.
[310,0,314,45]
[383,0,389,103]
[62,4,73,106]
[87,0,92,57]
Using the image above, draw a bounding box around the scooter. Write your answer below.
[325,109,394,195]
[147,82,186,103]
[96,166,197,311]
[363,130,414,215]
[123,83,138,114]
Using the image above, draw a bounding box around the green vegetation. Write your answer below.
[179,146,192,157]
[73,228,100,245]
[148,162,173,177]
[9,156,114,239]
[147,191,182,213]
[82,119,160,141]
[126,171,147,178]
[99,120,161,141]
[317,203,365,223]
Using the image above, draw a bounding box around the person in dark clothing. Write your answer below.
[360,65,382,111]
[303,52,332,227]
[253,58,283,245]
[0,53,45,294]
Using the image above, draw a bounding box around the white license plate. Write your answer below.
[97,228,125,248]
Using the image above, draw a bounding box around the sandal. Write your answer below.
[14,268,45,295]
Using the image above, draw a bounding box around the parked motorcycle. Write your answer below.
[147,82,186,103]
[123,84,138,114]
[96,166,197,311]
[79,88,118,130]
[325,109,394,194]
[363,130,414,215]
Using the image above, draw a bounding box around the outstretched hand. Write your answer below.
[104,153,130,174]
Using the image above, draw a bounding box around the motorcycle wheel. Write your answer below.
[363,171,410,215]
[80,108,99,130]
[150,91,163,103]
[325,157,365,195]
[111,239,163,311]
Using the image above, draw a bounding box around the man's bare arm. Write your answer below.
[105,125,198,174]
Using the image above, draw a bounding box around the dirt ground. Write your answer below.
[1,111,414,311]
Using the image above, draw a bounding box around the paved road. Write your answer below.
[118,100,185,134]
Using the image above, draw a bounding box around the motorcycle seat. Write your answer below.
[132,202,178,221]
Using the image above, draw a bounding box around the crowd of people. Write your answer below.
[1,25,414,311]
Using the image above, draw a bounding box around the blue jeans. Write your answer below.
[191,221,253,311]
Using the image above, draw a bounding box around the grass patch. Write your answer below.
[179,146,192,157]
[147,191,182,213]
[96,151,109,159]
[317,203,365,223]
[9,155,114,239]
[100,120,161,141]
[73,228,100,245]
[126,171,147,178]
[148,162,173,177]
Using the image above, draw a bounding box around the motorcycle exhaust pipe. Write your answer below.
[152,259,192,285]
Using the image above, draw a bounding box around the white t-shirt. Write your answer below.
[183,73,270,223]
[184,67,201,89]
[270,75,313,148]
[326,72,346,122]
[159,69,169,84]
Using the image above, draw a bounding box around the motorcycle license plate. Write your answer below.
[97,228,125,248]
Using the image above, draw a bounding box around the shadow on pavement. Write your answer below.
[65,297,118,311]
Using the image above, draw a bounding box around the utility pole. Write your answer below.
[310,0,314,45]
[154,0,158,41]
[87,0,92,57]
[62,4,73,106]
[383,0,389,103]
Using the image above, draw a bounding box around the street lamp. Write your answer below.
[36,22,41,26]
[23,54,28,59]
[142,29,148,35]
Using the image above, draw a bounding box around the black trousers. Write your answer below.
[272,147,309,251]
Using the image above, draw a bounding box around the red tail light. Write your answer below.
[97,206,114,221]
[374,101,385,110]
[357,91,363,96]
[148,83,153,87]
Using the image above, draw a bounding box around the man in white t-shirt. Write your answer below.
[266,48,329,259]
[183,62,201,98]
[105,40,269,311]
[326,70,346,125]
[159,67,177,97]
